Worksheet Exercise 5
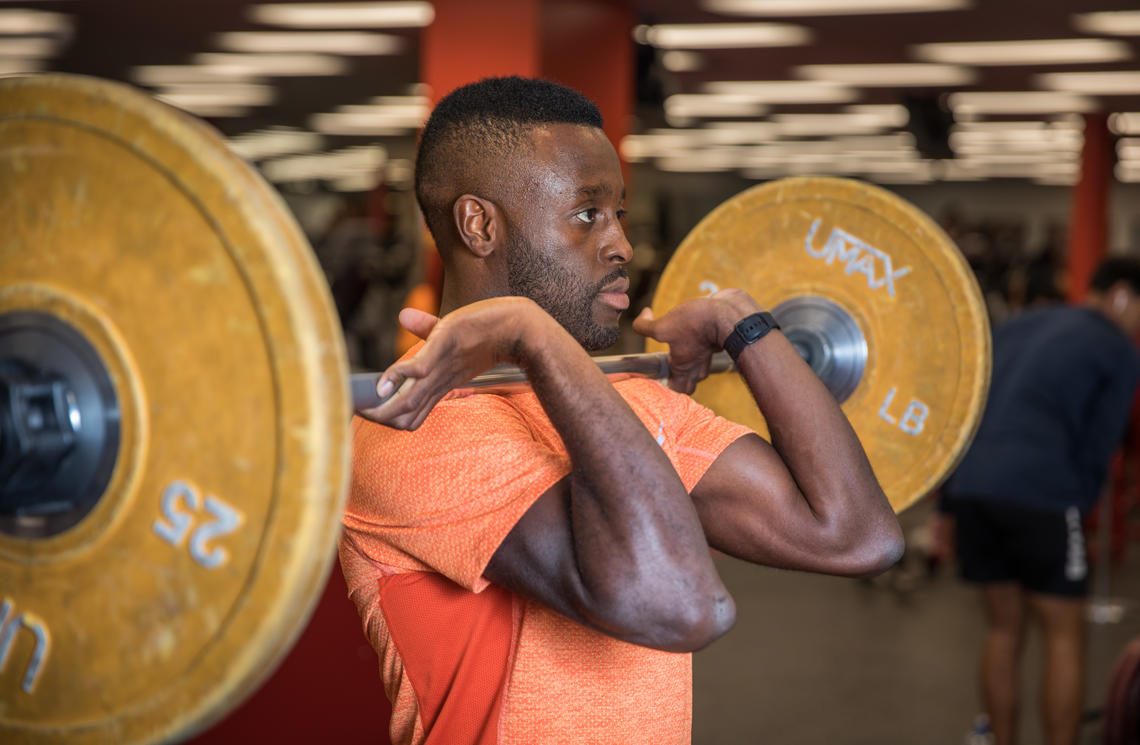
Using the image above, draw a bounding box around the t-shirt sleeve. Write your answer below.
[344,395,569,592]
[668,388,756,492]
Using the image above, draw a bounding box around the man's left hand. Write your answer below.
[632,288,761,394]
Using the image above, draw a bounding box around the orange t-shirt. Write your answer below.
[340,358,752,745]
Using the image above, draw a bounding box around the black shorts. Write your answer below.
[951,498,1089,597]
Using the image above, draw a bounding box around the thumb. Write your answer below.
[398,307,440,340]
[632,306,656,337]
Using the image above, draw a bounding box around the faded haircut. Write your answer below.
[1091,256,1140,294]
[414,76,603,247]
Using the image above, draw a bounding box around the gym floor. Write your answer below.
[692,498,1140,745]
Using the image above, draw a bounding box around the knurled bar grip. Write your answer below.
[350,351,735,410]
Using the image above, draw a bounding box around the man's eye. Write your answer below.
[575,208,598,224]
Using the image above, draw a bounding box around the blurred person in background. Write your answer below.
[934,256,1140,745]
[315,180,414,370]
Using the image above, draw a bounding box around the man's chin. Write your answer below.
[578,324,621,352]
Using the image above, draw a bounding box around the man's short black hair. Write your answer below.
[414,76,604,247]
[1091,255,1140,294]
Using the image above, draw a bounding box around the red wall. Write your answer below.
[186,563,392,745]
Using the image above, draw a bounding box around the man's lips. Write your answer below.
[598,277,630,311]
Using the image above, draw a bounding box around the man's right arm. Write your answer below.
[361,297,735,653]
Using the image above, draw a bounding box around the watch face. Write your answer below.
[741,318,766,341]
[741,313,774,341]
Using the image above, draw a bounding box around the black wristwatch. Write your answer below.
[722,312,780,361]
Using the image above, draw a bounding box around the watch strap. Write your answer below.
[722,311,780,361]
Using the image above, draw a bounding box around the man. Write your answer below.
[939,257,1140,745]
[340,77,903,745]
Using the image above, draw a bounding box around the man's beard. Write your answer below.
[506,235,626,351]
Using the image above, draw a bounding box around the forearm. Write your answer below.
[738,332,889,527]
[729,314,900,568]
[516,312,734,647]
[634,290,901,575]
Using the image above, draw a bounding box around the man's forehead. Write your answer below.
[522,123,624,198]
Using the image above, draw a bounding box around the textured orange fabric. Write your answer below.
[340,347,753,745]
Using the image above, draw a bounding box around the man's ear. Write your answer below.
[1110,281,1132,315]
[453,194,501,258]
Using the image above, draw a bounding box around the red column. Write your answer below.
[421,0,632,147]
[1066,113,1113,303]
[421,0,542,106]
[540,0,634,155]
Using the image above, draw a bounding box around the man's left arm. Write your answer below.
[1078,350,1140,487]
[635,289,904,577]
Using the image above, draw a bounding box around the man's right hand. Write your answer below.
[357,296,550,430]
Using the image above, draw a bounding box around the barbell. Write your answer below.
[0,74,990,744]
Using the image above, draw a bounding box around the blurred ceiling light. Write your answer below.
[194,52,348,76]
[950,135,1081,156]
[1073,11,1140,37]
[1115,163,1140,182]
[366,94,431,109]
[0,9,70,35]
[657,157,737,173]
[330,171,382,192]
[635,23,811,49]
[310,105,428,135]
[945,160,1062,180]
[250,2,434,28]
[661,50,703,73]
[795,62,975,86]
[953,151,1077,166]
[133,65,249,86]
[310,97,430,134]
[157,83,276,110]
[947,91,1096,115]
[913,38,1130,65]
[702,80,858,104]
[664,93,770,122]
[844,104,910,127]
[700,121,780,143]
[1109,112,1140,135]
[1037,70,1140,95]
[215,31,403,55]
[770,112,897,136]
[953,119,1076,130]
[950,121,1082,138]
[386,158,414,185]
[702,0,968,15]
[339,104,427,122]
[0,37,58,57]
[621,128,760,160]
[262,145,387,182]
[0,58,43,74]
[228,127,325,161]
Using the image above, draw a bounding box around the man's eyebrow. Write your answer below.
[575,183,625,200]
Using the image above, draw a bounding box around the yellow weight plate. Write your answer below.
[0,74,351,744]
[648,177,991,513]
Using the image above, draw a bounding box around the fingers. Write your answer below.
[398,307,440,341]
[668,362,708,395]
[356,343,450,429]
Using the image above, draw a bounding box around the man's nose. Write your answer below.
[601,222,633,265]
